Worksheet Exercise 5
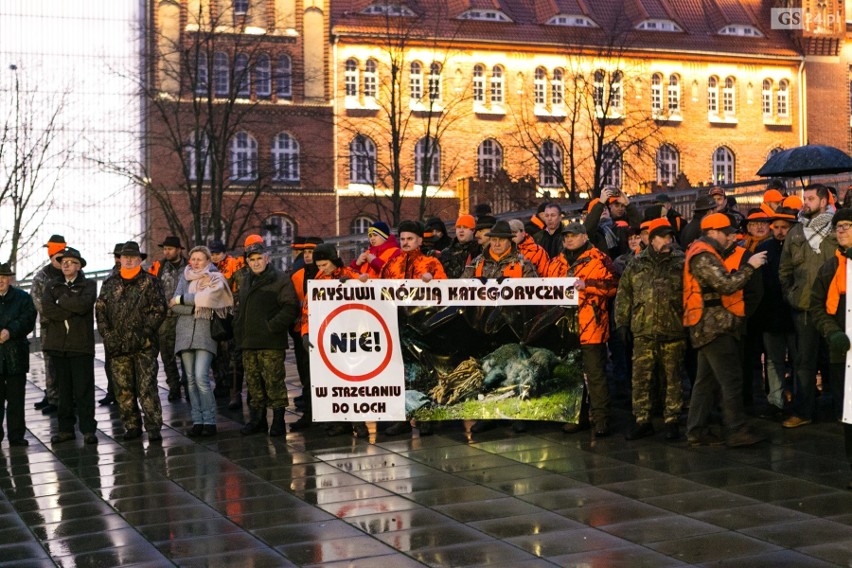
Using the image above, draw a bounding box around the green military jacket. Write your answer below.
[614,246,686,341]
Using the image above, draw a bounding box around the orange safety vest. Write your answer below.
[474,258,523,278]
[827,250,846,315]
[683,241,745,327]
[359,246,398,276]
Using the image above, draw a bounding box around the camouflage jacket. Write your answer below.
[461,246,538,279]
[30,262,63,325]
[439,239,481,278]
[96,269,167,356]
[685,236,756,349]
[614,247,686,341]
[149,257,187,317]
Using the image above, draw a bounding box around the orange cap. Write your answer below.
[746,211,771,221]
[763,189,784,204]
[782,195,803,210]
[646,218,674,238]
[244,234,263,247]
[701,212,733,231]
[455,214,475,229]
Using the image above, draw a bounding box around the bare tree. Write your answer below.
[100,1,319,250]
[0,65,70,273]
[338,1,469,226]
[507,30,663,202]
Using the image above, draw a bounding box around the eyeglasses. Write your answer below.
[835,223,852,233]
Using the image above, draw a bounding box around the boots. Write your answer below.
[268,408,286,437]
[240,407,268,435]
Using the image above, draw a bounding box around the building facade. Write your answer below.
[146,0,852,250]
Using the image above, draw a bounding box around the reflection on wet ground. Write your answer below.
[2,352,852,566]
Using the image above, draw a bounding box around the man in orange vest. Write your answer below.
[351,222,400,278]
[683,213,767,447]
[508,219,549,276]
[546,222,618,436]
[809,208,852,490]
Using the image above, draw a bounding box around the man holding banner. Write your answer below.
[809,208,852,490]
[546,222,618,437]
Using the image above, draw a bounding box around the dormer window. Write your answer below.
[718,25,763,37]
[458,9,511,22]
[636,19,682,32]
[546,15,598,27]
[361,2,415,16]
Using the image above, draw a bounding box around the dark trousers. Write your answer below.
[829,363,852,470]
[157,317,182,392]
[687,334,747,437]
[54,354,97,435]
[792,310,824,420]
[580,343,610,428]
[290,326,310,395]
[0,373,27,441]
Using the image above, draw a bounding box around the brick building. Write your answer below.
[146,0,852,252]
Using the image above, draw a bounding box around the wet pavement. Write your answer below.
[2,352,852,567]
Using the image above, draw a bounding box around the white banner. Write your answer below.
[845,260,852,425]
[307,278,578,422]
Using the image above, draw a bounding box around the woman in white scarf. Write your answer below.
[169,246,233,436]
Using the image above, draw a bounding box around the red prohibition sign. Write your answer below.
[317,304,394,382]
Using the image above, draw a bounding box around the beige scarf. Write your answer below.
[184,264,234,320]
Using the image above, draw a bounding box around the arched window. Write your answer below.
[255,54,271,98]
[213,51,229,96]
[539,140,563,188]
[349,135,376,184]
[713,146,735,184]
[235,53,250,97]
[229,131,258,181]
[261,214,295,270]
[600,143,622,189]
[477,138,503,178]
[534,67,546,105]
[409,61,423,102]
[414,137,440,185]
[364,59,378,99]
[667,74,680,112]
[611,70,623,110]
[194,50,208,94]
[723,76,736,115]
[593,69,605,108]
[428,62,442,102]
[473,64,485,103]
[185,132,210,181]
[651,73,663,112]
[551,68,564,107]
[276,55,292,99]
[351,216,373,234]
[345,58,359,98]
[708,76,719,113]
[271,132,300,182]
[490,65,504,104]
[656,144,679,185]
[777,79,789,117]
[762,79,773,117]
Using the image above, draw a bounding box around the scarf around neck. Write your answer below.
[184,264,233,320]
[801,207,835,253]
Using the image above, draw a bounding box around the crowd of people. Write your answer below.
[0,181,850,490]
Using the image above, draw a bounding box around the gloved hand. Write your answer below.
[615,326,632,346]
[302,335,313,351]
[495,276,507,285]
[477,276,488,285]
[339,275,350,283]
[828,331,851,364]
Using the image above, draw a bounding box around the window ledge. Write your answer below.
[596,109,624,120]
[764,116,792,126]
[654,111,683,122]
[474,104,505,115]
[709,113,738,124]
[534,106,566,117]
[410,101,444,113]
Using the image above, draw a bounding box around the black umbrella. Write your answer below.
[757,144,852,178]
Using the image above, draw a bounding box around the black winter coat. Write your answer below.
[41,275,97,356]
[751,237,794,332]
[0,287,37,375]
[234,265,298,350]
